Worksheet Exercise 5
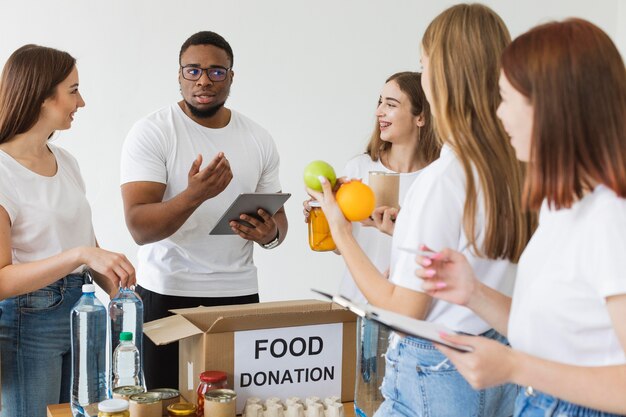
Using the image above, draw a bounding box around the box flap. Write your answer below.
[208,308,356,333]
[168,300,345,333]
[144,314,203,345]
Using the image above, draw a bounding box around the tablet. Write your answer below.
[209,193,291,235]
[311,289,473,352]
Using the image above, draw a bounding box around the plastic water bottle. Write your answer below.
[108,287,145,393]
[354,317,389,417]
[71,284,107,417]
[112,332,141,388]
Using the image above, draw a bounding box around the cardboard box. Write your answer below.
[144,300,357,413]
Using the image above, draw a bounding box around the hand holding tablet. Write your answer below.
[209,193,291,235]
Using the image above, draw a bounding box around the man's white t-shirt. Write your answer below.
[0,145,96,272]
[508,185,626,366]
[120,104,281,297]
[339,154,421,303]
[390,145,516,335]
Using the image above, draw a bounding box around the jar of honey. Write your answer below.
[166,402,197,417]
[308,201,336,251]
[197,370,228,416]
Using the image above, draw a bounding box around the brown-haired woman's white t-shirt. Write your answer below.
[0,144,96,272]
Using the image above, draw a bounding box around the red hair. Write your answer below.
[502,19,626,210]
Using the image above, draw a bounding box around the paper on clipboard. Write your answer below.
[311,289,473,352]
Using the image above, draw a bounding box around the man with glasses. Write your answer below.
[120,31,288,389]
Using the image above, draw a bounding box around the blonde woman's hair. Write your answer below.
[422,3,531,261]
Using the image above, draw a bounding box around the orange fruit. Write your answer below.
[336,182,376,221]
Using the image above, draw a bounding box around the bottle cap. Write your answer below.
[82,284,95,293]
[200,370,227,383]
[98,398,129,412]
[120,331,133,341]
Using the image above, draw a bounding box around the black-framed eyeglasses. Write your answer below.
[180,65,231,82]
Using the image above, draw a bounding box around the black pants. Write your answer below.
[136,285,259,390]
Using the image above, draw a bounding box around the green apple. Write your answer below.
[303,160,337,191]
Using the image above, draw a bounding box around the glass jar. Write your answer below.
[167,402,197,417]
[197,370,228,416]
[308,201,336,251]
[98,399,130,417]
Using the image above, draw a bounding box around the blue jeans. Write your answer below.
[0,273,85,417]
[374,329,519,417]
[514,389,625,417]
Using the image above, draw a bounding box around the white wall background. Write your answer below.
[1,1,624,303]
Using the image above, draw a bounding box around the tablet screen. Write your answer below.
[209,193,291,235]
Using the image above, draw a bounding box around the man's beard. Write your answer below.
[184,99,226,119]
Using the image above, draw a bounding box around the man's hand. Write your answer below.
[185,152,233,206]
[230,209,278,245]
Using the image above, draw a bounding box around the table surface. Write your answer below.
[48,402,357,417]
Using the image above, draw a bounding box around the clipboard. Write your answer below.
[209,193,291,235]
[311,289,473,352]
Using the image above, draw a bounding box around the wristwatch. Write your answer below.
[261,231,280,249]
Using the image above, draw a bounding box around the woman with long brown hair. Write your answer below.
[308,4,530,416]
[418,18,626,416]
[319,71,440,304]
[0,45,135,417]
[306,71,439,415]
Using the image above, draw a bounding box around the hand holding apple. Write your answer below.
[303,160,337,192]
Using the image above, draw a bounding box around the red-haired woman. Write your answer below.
[416,19,626,416]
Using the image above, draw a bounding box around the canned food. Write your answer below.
[98,398,130,417]
[148,388,181,417]
[166,402,197,416]
[129,392,162,417]
[112,385,146,400]
[204,389,236,417]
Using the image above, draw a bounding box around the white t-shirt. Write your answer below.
[390,145,516,334]
[508,185,626,366]
[120,104,281,297]
[0,144,96,272]
[339,154,421,303]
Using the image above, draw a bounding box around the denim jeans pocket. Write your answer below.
[513,392,531,417]
[407,341,457,374]
[22,287,64,312]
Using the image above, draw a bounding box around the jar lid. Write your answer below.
[98,399,129,412]
[309,200,321,207]
[167,402,197,416]
[200,370,227,383]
